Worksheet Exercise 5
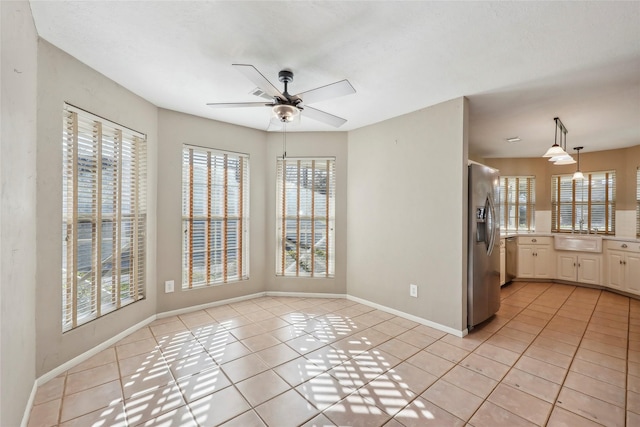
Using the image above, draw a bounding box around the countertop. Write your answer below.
[501,232,640,243]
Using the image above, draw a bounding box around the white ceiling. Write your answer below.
[29,1,640,158]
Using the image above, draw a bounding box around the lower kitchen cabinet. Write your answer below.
[606,241,640,296]
[517,237,554,279]
[557,253,601,285]
[510,236,640,298]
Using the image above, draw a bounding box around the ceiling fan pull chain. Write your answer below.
[282,122,287,159]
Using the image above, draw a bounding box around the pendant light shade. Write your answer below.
[553,155,577,165]
[543,144,569,158]
[572,146,585,180]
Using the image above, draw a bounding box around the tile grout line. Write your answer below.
[465,281,563,426]
[541,285,602,426]
[57,371,68,426]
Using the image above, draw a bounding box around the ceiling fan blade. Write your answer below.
[233,64,284,100]
[295,79,355,105]
[206,102,272,108]
[303,106,347,128]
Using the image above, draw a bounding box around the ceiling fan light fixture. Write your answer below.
[272,104,300,123]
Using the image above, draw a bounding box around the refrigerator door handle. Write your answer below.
[486,194,497,256]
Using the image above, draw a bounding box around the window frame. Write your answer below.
[499,176,536,233]
[551,170,616,235]
[62,104,147,332]
[181,145,250,289]
[276,157,336,278]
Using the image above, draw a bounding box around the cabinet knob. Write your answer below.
[620,260,624,265]
[532,238,537,243]
[622,244,628,248]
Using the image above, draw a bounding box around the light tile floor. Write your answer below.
[28,282,640,426]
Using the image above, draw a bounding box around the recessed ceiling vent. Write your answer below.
[250,87,267,98]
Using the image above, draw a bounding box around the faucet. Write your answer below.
[579,219,584,234]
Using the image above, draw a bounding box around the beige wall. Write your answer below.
[156,109,268,312]
[1,1,38,425]
[485,146,640,211]
[264,132,349,295]
[35,40,159,376]
[347,97,469,332]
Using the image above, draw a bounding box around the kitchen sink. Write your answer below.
[554,235,603,253]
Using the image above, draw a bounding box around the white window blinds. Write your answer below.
[276,158,335,278]
[182,146,249,288]
[499,176,535,232]
[62,105,146,332]
[551,171,615,234]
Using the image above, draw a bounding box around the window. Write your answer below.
[499,176,535,232]
[182,146,249,288]
[62,105,146,332]
[551,171,615,234]
[276,158,335,277]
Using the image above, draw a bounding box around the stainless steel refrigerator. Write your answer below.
[468,162,501,329]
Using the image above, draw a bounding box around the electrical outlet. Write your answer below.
[165,280,175,293]
[409,283,418,298]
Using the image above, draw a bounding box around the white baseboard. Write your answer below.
[346,295,468,338]
[265,291,346,299]
[157,292,267,319]
[20,381,38,427]
[23,314,156,427]
[35,314,157,386]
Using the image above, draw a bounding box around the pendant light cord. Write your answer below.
[282,121,287,159]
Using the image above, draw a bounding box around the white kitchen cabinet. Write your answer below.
[517,237,554,279]
[606,240,640,296]
[556,253,601,285]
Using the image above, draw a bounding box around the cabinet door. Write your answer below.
[626,254,640,295]
[517,246,535,278]
[607,251,625,290]
[557,254,577,281]
[578,255,600,285]
[534,246,553,278]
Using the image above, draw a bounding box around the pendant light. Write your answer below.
[552,128,576,165]
[572,147,585,180]
[542,117,569,158]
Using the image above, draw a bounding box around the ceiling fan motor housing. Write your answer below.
[278,70,294,84]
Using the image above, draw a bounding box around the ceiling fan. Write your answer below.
[207,64,356,128]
